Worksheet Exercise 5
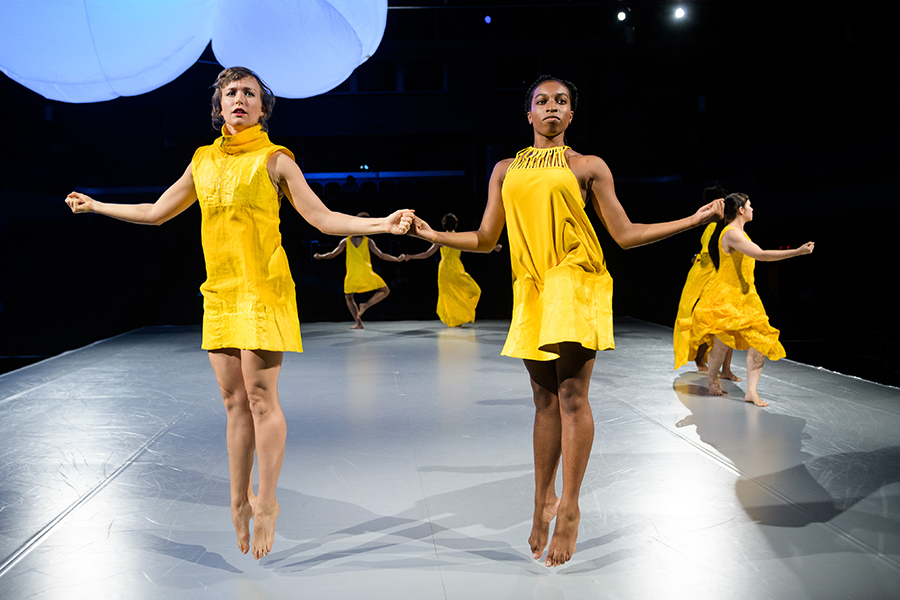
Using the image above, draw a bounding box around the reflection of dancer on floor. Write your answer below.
[65,67,412,559]
[684,193,814,407]
[410,75,723,567]
[674,185,740,381]
[314,214,403,329]
[402,212,501,327]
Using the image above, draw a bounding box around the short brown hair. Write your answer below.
[210,67,276,132]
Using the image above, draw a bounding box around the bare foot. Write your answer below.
[745,391,769,407]
[696,364,709,373]
[528,495,560,560]
[350,320,364,330]
[546,504,580,567]
[721,370,742,382]
[252,500,280,559]
[357,302,370,319]
[708,379,725,396]
[231,500,253,554]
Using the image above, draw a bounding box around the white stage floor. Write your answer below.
[2,319,900,599]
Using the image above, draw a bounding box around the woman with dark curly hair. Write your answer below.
[410,74,722,566]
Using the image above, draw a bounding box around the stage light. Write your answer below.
[0,0,388,103]
[485,15,492,24]
[617,11,627,22]
[674,7,686,19]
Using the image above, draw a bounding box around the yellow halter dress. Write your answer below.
[191,124,302,353]
[343,236,387,294]
[436,246,481,327]
[688,226,785,361]
[500,146,614,361]
[673,222,717,368]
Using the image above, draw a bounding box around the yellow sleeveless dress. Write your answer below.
[673,223,717,368]
[500,146,614,361]
[436,246,481,327]
[191,124,302,352]
[687,226,785,361]
[343,236,387,294]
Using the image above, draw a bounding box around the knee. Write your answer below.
[557,387,590,416]
[246,386,278,417]
[532,387,558,412]
[221,389,249,414]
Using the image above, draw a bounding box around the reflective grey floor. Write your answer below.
[2,319,900,599]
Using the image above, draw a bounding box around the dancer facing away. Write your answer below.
[402,212,502,327]
[673,185,739,380]
[409,75,723,567]
[683,193,814,406]
[65,67,413,559]
[313,213,403,329]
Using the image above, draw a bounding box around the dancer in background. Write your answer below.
[402,212,501,327]
[314,214,404,329]
[686,192,814,406]
[673,185,739,380]
[65,67,412,559]
[410,75,723,567]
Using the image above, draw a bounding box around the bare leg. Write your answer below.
[241,349,286,559]
[720,347,742,381]
[523,359,561,561]
[694,343,709,372]
[526,343,596,567]
[357,286,390,322]
[706,337,729,396]
[744,348,768,407]
[345,293,364,329]
[208,349,256,555]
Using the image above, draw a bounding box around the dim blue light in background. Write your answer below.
[484,15,492,24]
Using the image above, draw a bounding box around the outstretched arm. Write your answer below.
[65,164,198,226]
[409,160,509,252]
[723,229,814,261]
[313,237,347,260]
[368,238,404,262]
[401,243,440,261]
[272,152,412,236]
[584,156,723,249]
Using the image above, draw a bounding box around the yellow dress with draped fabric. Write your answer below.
[191,124,302,352]
[686,226,785,363]
[500,146,614,361]
[673,223,717,368]
[437,246,481,327]
[343,236,387,293]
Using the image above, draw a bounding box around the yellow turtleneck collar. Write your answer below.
[217,124,272,155]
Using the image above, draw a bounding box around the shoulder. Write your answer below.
[567,150,610,176]
[492,158,515,176]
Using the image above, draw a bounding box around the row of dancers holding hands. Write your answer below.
[64,67,812,566]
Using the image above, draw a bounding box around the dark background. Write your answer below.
[1,1,897,385]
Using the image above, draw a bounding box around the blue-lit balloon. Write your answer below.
[0,0,387,103]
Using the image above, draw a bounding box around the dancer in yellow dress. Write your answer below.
[673,186,738,379]
[687,192,814,406]
[402,213,501,327]
[410,75,723,567]
[314,213,403,329]
[65,67,413,559]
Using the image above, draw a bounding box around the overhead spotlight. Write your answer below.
[674,7,686,19]
[484,15,492,24]
[617,7,632,23]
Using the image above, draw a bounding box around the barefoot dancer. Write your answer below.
[402,212,501,327]
[410,75,723,566]
[65,67,412,559]
[687,193,814,406]
[674,186,739,381]
[314,213,403,329]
